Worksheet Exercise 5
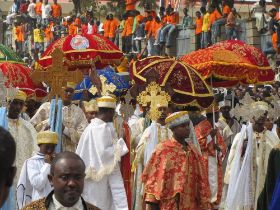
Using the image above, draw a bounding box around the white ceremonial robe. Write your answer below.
[8,118,38,181]
[30,102,88,152]
[224,126,279,210]
[76,118,129,210]
[129,117,145,149]
[17,153,52,209]
[216,117,241,208]
[133,122,173,210]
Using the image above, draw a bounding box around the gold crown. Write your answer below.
[83,100,99,112]
[137,82,171,121]
[37,131,58,145]
[97,95,117,109]
[14,90,27,102]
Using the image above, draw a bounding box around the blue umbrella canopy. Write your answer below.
[73,66,131,101]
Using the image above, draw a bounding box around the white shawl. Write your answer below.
[76,118,128,182]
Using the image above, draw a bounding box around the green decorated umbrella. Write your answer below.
[0,44,24,64]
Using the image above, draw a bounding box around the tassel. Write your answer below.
[55,99,63,153]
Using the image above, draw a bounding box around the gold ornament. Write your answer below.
[89,75,116,96]
[31,48,83,100]
[137,82,171,121]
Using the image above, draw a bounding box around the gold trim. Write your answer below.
[40,49,123,60]
[165,111,188,124]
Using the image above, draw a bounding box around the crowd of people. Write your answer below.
[0,74,280,210]
[2,1,280,210]
[3,0,252,62]
[5,0,280,61]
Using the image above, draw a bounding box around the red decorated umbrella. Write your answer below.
[180,42,275,87]
[130,56,214,108]
[38,34,124,70]
[0,62,47,98]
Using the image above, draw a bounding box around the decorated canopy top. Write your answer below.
[0,62,47,98]
[38,34,124,70]
[130,56,214,108]
[180,40,275,87]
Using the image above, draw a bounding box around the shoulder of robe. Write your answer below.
[274,144,280,150]
[22,198,46,210]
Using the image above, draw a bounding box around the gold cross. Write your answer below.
[137,82,171,121]
[31,48,83,100]
[89,75,116,96]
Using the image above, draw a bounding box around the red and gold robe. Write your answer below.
[120,121,132,210]
[195,119,227,207]
[142,139,211,210]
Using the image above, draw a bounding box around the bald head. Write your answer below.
[50,152,85,174]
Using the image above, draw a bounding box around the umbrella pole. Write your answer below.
[210,76,218,161]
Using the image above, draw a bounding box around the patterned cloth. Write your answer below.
[142,139,211,210]
[22,191,100,210]
[194,119,227,207]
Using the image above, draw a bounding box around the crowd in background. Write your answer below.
[3,0,280,64]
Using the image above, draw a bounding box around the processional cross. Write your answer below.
[89,75,116,96]
[31,48,83,100]
[137,82,171,121]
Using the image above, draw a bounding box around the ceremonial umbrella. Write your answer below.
[73,66,131,101]
[0,44,24,64]
[38,34,124,70]
[0,62,47,98]
[180,40,275,87]
[130,56,214,108]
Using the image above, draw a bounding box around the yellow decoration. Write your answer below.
[137,82,171,121]
[165,111,188,124]
[117,57,128,73]
[14,90,27,102]
[89,75,116,96]
[37,131,58,145]
[83,100,99,112]
[31,48,83,100]
[66,82,77,89]
[97,96,117,109]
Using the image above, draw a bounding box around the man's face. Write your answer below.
[8,99,25,119]
[39,143,56,155]
[158,106,169,120]
[63,88,74,103]
[253,116,266,132]
[48,158,85,207]
[173,122,190,140]
[220,106,231,119]
[196,12,201,18]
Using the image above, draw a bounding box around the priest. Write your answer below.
[7,90,38,181]
[76,95,129,210]
[142,111,211,209]
[132,104,173,210]
[30,82,88,152]
[194,105,227,209]
[225,96,279,209]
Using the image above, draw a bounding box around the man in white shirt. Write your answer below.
[41,0,52,25]
[27,0,36,27]
[76,96,129,210]
[17,131,58,209]
[21,152,100,210]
